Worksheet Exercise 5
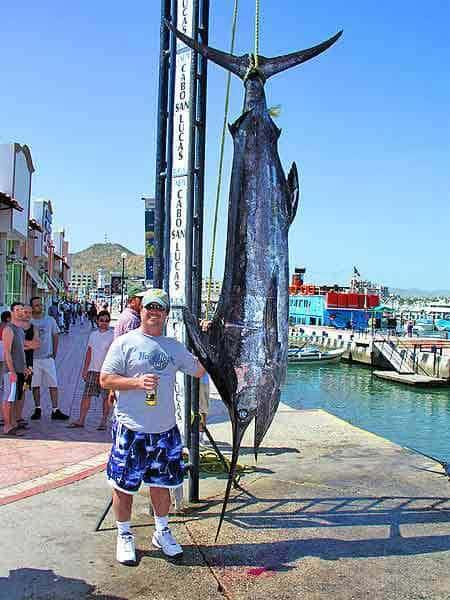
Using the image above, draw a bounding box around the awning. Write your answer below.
[53,277,65,292]
[0,191,23,212]
[26,264,48,291]
[370,305,395,313]
[43,274,58,291]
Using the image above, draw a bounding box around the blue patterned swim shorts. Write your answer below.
[107,421,185,494]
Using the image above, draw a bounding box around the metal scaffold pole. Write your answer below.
[154,0,172,289]
[188,0,210,503]
[156,0,210,503]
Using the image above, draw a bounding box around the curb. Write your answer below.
[0,453,108,507]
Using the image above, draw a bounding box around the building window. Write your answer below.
[6,263,22,306]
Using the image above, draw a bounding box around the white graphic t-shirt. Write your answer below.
[87,329,114,372]
[101,329,199,433]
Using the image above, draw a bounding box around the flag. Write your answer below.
[353,266,361,277]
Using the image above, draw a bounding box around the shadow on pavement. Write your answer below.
[181,493,450,564]
[179,531,450,570]
[0,568,127,600]
[204,439,301,457]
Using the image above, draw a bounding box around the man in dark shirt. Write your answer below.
[22,305,39,392]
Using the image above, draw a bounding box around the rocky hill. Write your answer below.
[70,243,145,277]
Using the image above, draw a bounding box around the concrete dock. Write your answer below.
[1,395,450,599]
[374,370,449,386]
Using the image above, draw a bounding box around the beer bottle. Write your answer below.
[145,388,157,407]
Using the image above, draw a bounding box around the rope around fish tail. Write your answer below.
[254,0,260,67]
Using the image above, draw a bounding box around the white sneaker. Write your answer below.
[152,527,183,558]
[116,533,136,565]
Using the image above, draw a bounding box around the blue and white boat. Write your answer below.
[288,347,345,364]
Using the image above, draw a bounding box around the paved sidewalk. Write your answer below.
[1,405,450,599]
[0,323,111,505]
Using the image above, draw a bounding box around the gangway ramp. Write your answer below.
[374,340,415,374]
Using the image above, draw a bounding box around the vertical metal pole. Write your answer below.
[188,0,209,503]
[163,0,178,292]
[154,0,172,289]
[120,258,125,312]
[185,0,200,499]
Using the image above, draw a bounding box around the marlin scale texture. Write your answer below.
[168,21,342,540]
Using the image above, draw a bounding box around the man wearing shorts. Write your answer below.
[100,289,206,565]
[2,303,28,435]
[30,296,69,420]
[68,310,114,430]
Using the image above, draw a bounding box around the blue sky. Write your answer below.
[2,1,449,289]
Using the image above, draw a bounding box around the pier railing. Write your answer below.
[374,337,434,377]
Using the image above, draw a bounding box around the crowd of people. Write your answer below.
[48,299,102,333]
[0,296,117,437]
[1,284,212,564]
[0,297,70,436]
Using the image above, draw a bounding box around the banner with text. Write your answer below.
[167,0,195,440]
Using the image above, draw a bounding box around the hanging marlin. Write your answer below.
[166,20,342,539]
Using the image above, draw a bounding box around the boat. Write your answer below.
[288,347,345,363]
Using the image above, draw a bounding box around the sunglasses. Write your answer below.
[98,318,111,323]
[144,303,166,312]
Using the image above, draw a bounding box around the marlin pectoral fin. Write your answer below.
[264,274,279,357]
[182,307,237,410]
[254,388,281,453]
[228,110,251,137]
[259,30,343,80]
[165,20,249,80]
[287,162,299,225]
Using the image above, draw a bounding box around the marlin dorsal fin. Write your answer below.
[286,162,300,226]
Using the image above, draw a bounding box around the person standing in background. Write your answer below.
[22,305,40,395]
[88,303,97,330]
[30,296,69,421]
[198,372,210,445]
[0,311,12,432]
[68,311,114,430]
[2,303,28,435]
[113,283,146,339]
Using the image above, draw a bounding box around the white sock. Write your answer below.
[154,515,168,532]
[116,520,132,536]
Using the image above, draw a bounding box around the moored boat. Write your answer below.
[288,347,345,364]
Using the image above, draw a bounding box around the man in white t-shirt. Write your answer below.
[100,289,208,565]
[68,310,114,430]
[30,297,69,421]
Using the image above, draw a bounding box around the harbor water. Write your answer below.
[283,362,450,463]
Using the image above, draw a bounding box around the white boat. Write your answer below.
[288,347,345,364]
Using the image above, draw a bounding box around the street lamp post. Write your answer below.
[120,252,127,312]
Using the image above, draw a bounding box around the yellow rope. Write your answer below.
[206,0,239,320]
[254,0,260,67]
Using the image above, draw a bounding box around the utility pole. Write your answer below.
[120,253,127,312]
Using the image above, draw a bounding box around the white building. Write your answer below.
[70,271,95,297]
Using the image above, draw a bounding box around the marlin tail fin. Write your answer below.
[258,31,343,79]
[166,19,342,82]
